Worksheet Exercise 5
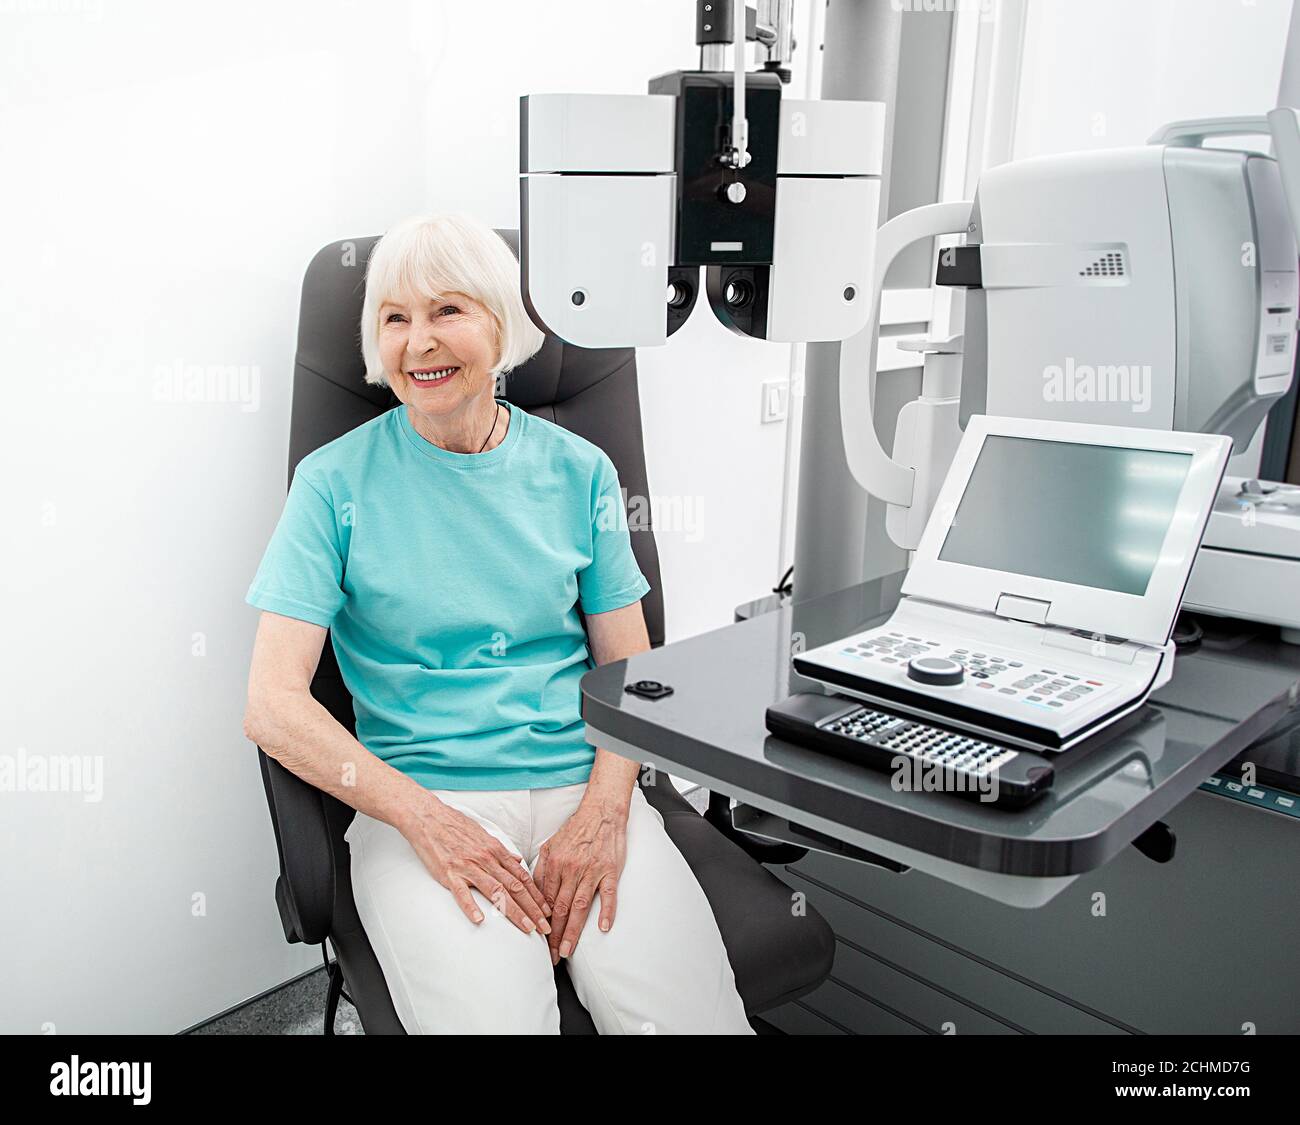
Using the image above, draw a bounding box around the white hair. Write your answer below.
[359,213,545,387]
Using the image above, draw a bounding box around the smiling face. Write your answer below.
[378,288,501,421]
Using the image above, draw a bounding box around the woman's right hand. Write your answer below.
[400,794,552,937]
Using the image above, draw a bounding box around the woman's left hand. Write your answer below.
[534,791,629,964]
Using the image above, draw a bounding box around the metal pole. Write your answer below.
[792,0,904,604]
[757,0,794,64]
[701,43,727,70]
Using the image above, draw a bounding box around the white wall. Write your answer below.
[1,0,808,1033]
[1013,0,1293,159]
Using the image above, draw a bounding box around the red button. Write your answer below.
[1087,680,1102,686]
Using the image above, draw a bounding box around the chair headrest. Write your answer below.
[294,230,635,412]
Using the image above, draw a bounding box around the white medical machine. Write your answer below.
[842,110,1300,636]
[517,0,1300,644]
[518,0,885,348]
[793,416,1232,751]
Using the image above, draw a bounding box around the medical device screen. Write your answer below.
[937,436,1193,596]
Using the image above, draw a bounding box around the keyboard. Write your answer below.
[833,628,1115,714]
[765,694,1055,809]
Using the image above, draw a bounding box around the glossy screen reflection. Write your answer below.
[938,436,1192,596]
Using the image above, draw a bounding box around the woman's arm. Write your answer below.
[584,598,653,805]
[535,600,652,963]
[244,610,550,935]
[243,611,424,824]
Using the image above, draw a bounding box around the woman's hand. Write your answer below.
[400,794,551,937]
[533,788,630,964]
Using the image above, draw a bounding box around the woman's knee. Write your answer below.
[348,817,561,1033]
[374,904,563,1033]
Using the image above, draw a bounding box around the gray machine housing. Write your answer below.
[958,143,1298,451]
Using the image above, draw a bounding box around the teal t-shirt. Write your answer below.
[245,400,651,791]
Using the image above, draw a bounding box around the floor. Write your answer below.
[190,960,776,1034]
[190,963,363,1035]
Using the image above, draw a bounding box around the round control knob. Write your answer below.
[906,656,964,686]
[723,181,747,204]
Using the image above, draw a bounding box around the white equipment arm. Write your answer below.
[1148,116,1271,146]
[1152,110,1300,235]
[839,200,974,505]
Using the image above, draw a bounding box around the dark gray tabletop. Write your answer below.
[581,572,1300,885]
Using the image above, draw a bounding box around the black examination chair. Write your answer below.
[253,231,834,1034]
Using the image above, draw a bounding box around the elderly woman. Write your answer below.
[242,213,752,1035]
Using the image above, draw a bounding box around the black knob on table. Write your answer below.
[625,680,674,700]
[906,656,964,686]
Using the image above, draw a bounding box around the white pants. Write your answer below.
[344,782,754,1034]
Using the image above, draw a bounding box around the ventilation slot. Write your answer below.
[1079,251,1126,278]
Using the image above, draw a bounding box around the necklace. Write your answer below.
[476,400,502,453]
